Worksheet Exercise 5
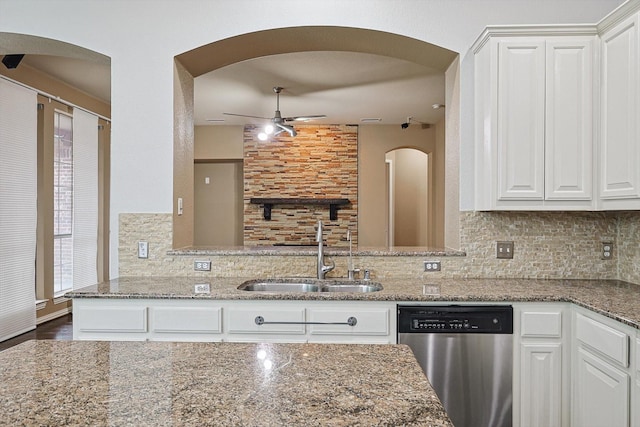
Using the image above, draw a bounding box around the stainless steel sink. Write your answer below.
[238,282,321,292]
[238,279,383,293]
[321,283,383,293]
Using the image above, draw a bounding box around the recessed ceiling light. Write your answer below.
[360,118,381,123]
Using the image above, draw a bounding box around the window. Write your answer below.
[53,111,73,294]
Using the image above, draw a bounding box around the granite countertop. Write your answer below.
[0,340,451,427]
[167,245,466,257]
[66,277,640,330]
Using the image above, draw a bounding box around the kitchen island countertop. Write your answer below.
[66,277,640,330]
[0,340,451,427]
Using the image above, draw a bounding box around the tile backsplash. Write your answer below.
[119,211,639,284]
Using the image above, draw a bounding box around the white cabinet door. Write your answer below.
[150,306,222,341]
[473,31,596,210]
[600,12,640,206]
[515,304,567,427]
[545,39,594,201]
[307,306,392,344]
[520,343,562,427]
[74,302,148,341]
[497,40,546,201]
[574,347,630,427]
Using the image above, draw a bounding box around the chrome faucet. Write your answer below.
[316,220,335,279]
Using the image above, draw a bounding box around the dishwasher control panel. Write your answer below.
[397,305,513,334]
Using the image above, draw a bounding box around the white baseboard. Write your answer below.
[37,306,72,325]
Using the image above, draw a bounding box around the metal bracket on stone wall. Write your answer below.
[249,198,350,220]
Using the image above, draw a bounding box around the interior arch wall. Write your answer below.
[172,26,456,248]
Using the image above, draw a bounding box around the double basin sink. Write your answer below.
[238,278,383,293]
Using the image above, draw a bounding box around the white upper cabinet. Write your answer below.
[599,9,640,208]
[473,28,596,210]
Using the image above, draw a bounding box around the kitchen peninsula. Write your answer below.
[0,340,451,426]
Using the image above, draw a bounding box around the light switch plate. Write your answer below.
[137,241,148,259]
[497,241,514,259]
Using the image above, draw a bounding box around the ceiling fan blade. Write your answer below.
[284,114,327,122]
[223,112,270,120]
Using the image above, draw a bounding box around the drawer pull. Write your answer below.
[255,316,358,327]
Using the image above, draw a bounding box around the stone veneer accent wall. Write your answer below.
[618,212,640,284]
[119,211,640,283]
[243,125,357,248]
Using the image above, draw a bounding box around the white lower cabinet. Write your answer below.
[514,303,568,427]
[73,298,395,344]
[225,303,307,343]
[572,307,635,427]
[574,347,629,427]
[224,300,395,344]
[307,305,391,343]
[634,337,640,427]
[150,306,222,341]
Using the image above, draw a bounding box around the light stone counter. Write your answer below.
[66,277,640,329]
[0,340,451,427]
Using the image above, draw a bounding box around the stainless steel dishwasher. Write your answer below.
[398,305,513,427]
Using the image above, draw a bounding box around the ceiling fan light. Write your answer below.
[258,132,269,141]
[264,124,274,135]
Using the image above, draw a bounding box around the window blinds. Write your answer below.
[0,79,37,341]
[72,109,98,290]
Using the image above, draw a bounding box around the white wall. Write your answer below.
[0,0,624,277]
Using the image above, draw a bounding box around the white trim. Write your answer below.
[598,0,640,33]
[471,24,598,53]
[36,306,72,325]
[53,292,71,305]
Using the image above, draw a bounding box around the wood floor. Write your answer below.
[0,314,73,352]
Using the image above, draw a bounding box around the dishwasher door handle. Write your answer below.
[254,316,358,327]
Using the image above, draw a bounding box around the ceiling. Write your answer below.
[15,48,456,127]
[194,50,451,127]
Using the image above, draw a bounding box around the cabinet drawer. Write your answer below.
[576,313,629,367]
[308,308,390,336]
[152,307,222,334]
[521,310,562,338]
[77,306,148,333]
[227,308,305,334]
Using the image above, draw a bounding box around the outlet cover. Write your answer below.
[424,261,441,272]
[497,241,514,259]
[602,242,613,260]
[194,260,211,271]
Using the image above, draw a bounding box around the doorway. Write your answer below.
[385,148,430,246]
[194,161,243,246]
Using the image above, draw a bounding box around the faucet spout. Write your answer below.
[316,220,335,279]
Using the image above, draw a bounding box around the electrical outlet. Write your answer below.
[194,283,211,293]
[137,241,148,259]
[602,242,613,260]
[497,241,514,259]
[424,261,441,272]
[194,260,211,271]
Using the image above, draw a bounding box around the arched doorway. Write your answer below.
[385,148,431,247]
[173,26,458,248]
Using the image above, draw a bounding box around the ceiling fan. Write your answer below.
[223,86,326,139]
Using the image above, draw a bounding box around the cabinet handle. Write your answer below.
[254,316,357,327]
